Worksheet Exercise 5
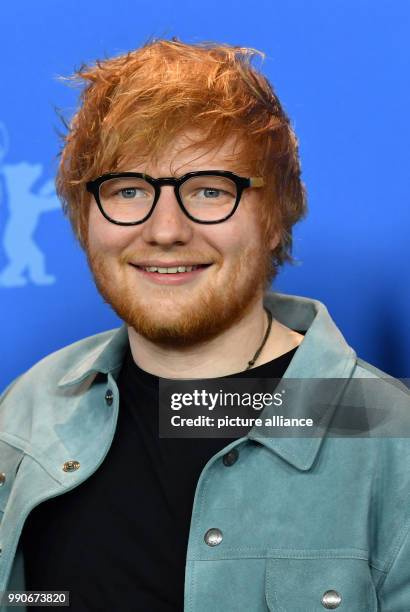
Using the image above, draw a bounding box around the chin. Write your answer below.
[89,242,272,348]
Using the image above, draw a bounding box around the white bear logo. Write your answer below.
[0,123,60,287]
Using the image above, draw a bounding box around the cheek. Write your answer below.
[204,214,258,257]
[87,202,138,254]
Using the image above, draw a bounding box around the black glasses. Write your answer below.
[86,170,264,225]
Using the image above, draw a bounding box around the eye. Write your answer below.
[200,188,224,198]
[118,187,146,199]
[195,187,235,199]
[180,176,237,206]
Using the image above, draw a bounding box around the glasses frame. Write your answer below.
[86,170,264,225]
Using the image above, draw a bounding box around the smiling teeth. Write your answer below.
[143,265,198,273]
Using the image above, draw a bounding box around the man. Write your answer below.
[0,40,409,612]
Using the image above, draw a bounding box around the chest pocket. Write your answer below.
[265,556,378,611]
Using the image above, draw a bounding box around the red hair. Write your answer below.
[56,39,306,265]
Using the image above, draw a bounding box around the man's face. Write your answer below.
[86,133,279,347]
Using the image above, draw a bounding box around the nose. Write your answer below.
[140,185,193,246]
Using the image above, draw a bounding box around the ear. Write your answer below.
[268,229,281,252]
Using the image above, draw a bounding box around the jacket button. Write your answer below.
[204,528,223,547]
[0,472,6,486]
[62,460,80,473]
[105,389,114,406]
[223,448,239,466]
[321,590,342,609]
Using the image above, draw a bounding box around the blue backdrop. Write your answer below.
[1,0,409,391]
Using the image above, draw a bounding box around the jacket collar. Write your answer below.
[246,293,357,471]
[57,292,357,471]
[57,326,129,387]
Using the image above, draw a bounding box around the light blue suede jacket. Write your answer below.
[0,292,409,611]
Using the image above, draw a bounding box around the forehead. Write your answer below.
[123,130,251,177]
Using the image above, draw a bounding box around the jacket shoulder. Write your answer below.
[351,357,410,431]
[353,357,408,394]
[0,328,121,403]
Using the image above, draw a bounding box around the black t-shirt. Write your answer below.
[21,343,299,611]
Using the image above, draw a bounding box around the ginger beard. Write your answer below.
[86,236,276,349]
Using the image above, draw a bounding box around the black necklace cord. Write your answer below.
[246,307,273,370]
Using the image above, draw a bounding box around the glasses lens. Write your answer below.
[179,175,237,221]
[99,177,155,223]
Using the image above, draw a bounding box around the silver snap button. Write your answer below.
[62,460,80,473]
[321,590,342,609]
[223,448,239,466]
[0,472,6,486]
[105,389,114,406]
[204,528,223,547]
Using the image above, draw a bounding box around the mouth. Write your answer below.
[134,263,211,274]
[130,263,213,285]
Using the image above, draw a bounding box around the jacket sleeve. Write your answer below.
[0,376,28,612]
[377,522,410,610]
[0,376,23,407]
[0,545,27,612]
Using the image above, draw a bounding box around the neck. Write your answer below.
[127,299,303,379]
